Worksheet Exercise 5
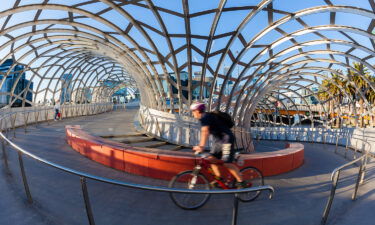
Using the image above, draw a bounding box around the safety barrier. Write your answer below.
[66,125,304,178]
[251,126,371,225]
[1,104,371,225]
[321,152,369,225]
[139,105,255,152]
[251,126,375,154]
[0,103,124,136]
[0,104,274,225]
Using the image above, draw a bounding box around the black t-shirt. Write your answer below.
[199,112,234,140]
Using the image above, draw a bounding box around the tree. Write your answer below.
[347,63,372,127]
[318,71,347,127]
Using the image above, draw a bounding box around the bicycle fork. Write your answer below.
[188,165,202,189]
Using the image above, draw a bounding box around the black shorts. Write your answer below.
[210,134,235,163]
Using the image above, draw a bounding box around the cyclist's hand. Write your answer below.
[193,146,204,152]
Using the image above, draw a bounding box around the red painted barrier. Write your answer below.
[66,125,304,180]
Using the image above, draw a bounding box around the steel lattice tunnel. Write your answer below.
[0,0,374,128]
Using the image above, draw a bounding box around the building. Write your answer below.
[112,87,127,103]
[159,71,189,99]
[0,59,33,107]
[71,87,92,103]
[158,71,214,102]
[60,74,73,103]
[223,66,234,95]
[192,71,214,99]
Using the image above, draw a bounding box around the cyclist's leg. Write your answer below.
[210,164,221,177]
[223,163,243,182]
[208,153,222,178]
[222,141,243,182]
[209,139,224,178]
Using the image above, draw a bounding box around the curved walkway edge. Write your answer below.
[66,125,304,179]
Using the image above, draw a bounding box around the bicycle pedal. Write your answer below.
[209,181,220,188]
[236,181,250,189]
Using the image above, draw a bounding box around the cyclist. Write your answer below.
[190,101,246,188]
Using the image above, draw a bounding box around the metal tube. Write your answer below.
[24,112,29,133]
[80,177,96,225]
[1,138,10,174]
[360,154,368,184]
[45,108,49,125]
[344,136,350,159]
[352,162,364,200]
[321,172,340,225]
[5,120,9,138]
[18,151,33,203]
[12,114,16,138]
[35,111,39,127]
[334,135,339,153]
[231,194,239,225]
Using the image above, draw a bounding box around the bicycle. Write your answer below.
[169,152,264,210]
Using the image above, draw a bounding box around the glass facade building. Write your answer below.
[0,59,33,107]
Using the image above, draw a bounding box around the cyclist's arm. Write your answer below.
[198,126,209,151]
[193,126,209,152]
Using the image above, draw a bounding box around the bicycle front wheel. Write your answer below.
[238,166,264,202]
[169,170,211,210]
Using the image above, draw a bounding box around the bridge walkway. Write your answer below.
[1,108,375,225]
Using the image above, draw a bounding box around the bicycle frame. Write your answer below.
[193,156,236,190]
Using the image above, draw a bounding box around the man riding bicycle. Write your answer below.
[190,102,246,188]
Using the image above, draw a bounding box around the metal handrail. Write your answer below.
[0,103,119,132]
[0,107,274,225]
[321,151,368,225]
[329,155,366,182]
[251,126,371,225]
[0,132,274,194]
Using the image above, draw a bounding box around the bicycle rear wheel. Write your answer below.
[169,170,211,210]
[238,166,264,202]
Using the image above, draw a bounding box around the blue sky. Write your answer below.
[0,0,374,102]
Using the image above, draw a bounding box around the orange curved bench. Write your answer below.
[66,125,304,180]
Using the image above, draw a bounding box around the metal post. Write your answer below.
[12,114,16,138]
[360,154,368,184]
[344,136,350,159]
[231,194,239,225]
[5,121,9,136]
[334,135,339,153]
[321,172,340,225]
[296,129,300,141]
[24,112,29,133]
[80,177,96,225]
[35,111,39,127]
[5,120,10,138]
[18,151,33,203]
[1,138,10,174]
[352,162,364,200]
[45,108,49,125]
[284,128,288,141]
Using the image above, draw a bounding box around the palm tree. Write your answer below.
[318,63,375,128]
[318,72,347,127]
[347,63,371,127]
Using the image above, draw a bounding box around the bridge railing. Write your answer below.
[250,126,374,154]
[0,103,122,136]
[321,151,369,225]
[250,126,371,225]
[0,104,274,225]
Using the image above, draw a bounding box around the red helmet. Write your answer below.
[190,102,206,112]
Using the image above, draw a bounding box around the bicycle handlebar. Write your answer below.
[194,152,211,158]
